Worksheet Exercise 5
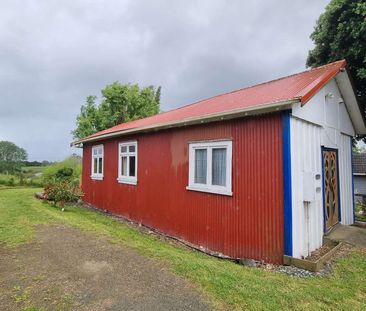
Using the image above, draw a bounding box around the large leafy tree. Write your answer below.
[72,82,161,139]
[307,0,366,123]
[0,141,28,173]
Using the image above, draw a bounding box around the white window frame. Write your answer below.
[117,141,138,185]
[186,140,232,196]
[91,145,104,180]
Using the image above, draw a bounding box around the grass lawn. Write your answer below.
[1,188,366,310]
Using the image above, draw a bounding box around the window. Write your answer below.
[118,141,137,185]
[91,145,104,180]
[187,140,232,195]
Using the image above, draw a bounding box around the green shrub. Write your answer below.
[55,167,74,180]
[43,155,81,185]
[6,177,15,187]
[44,181,83,211]
[41,155,83,210]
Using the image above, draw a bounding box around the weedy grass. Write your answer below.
[1,188,366,310]
[0,165,46,188]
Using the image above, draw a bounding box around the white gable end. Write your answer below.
[291,78,355,138]
[289,77,355,259]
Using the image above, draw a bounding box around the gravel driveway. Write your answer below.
[0,225,212,311]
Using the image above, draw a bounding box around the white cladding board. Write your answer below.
[290,117,323,258]
[290,78,355,258]
[339,134,354,225]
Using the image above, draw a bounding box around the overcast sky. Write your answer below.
[0,0,330,161]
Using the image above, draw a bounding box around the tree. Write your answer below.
[72,96,100,140]
[353,144,366,154]
[72,83,161,139]
[307,0,366,126]
[0,141,28,174]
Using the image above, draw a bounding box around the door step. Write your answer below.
[324,222,341,236]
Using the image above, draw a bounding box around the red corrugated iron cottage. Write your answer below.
[72,60,366,264]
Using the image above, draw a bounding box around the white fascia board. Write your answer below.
[71,99,297,146]
[335,71,366,135]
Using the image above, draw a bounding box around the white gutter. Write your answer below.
[71,99,299,147]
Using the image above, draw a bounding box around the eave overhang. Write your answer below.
[71,99,298,147]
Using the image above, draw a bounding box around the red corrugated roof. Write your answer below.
[76,59,347,143]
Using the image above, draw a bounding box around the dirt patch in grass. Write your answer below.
[0,224,212,311]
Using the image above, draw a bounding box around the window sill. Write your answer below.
[186,185,232,196]
[117,178,137,185]
[91,175,103,181]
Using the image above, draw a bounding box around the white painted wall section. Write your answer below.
[290,117,323,258]
[292,79,355,136]
[290,77,355,258]
[339,134,353,225]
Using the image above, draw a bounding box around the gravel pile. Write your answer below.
[258,243,353,278]
[238,259,333,278]
[265,263,332,278]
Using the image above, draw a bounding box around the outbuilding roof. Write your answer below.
[73,59,362,145]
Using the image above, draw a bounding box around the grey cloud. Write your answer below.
[0,0,329,160]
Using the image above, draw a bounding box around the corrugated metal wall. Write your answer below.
[290,77,356,258]
[339,134,354,225]
[82,113,285,263]
[290,116,354,258]
[290,117,323,258]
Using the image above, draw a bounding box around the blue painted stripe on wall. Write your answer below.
[321,148,327,233]
[282,110,292,256]
[350,138,355,223]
